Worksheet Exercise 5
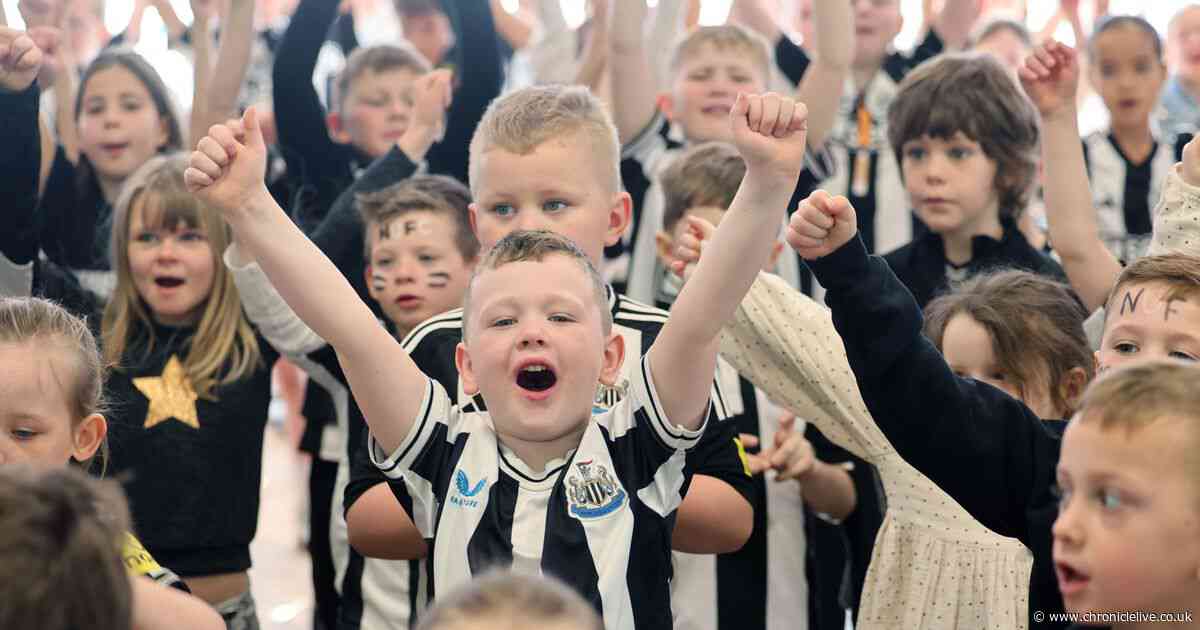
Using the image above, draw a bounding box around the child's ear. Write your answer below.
[327,111,351,144]
[656,92,676,122]
[455,341,480,396]
[157,116,170,151]
[72,413,107,463]
[468,202,482,240]
[605,192,633,248]
[655,230,676,268]
[1059,366,1090,416]
[599,332,625,387]
[1093,350,1103,374]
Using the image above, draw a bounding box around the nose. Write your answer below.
[153,236,180,261]
[515,209,545,232]
[922,152,949,183]
[516,319,547,349]
[1050,493,1083,548]
[393,256,419,282]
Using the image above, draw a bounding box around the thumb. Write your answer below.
[685,214,716,241]
[738,433,759,450]
[730,92,749,132]
[243,106,265,149]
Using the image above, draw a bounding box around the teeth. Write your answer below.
[524,365,547,372]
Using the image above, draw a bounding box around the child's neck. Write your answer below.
[940,214,1004,267]
[499,423,588,473]
[98,174,124,205]
[1110,122,1155,164]
[852,61,883,92]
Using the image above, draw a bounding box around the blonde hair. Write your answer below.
[333,44,431,114]
[416,571,603,630]
[0,466,132,630]
[462,230,611,341]
[0,297,109,472]
[468,84,621,195]
[1074,360,1200,491]
[102,153,262,399]
[668,24,773,82]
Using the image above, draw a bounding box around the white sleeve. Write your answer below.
[0,254,33,298]
[630,354,707,451]
[1148,165,1200,257]
[223,243,327,357]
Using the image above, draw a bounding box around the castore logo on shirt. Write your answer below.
[450,470,487,508]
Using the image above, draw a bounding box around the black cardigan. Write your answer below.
[807,235,1069,629]
[882,216,1066,309]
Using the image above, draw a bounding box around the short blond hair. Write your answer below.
[468,84,621,195]
[416,570,603,630]
[1074,360,1200,493]
[668,24,773,82]
[462,230,611,342]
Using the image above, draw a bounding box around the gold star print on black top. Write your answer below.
[132,355,200,429]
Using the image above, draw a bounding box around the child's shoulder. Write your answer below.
[400,308,466,352]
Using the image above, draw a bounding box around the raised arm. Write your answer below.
[425,0,502,185]
[574,0,609,92]
[0,27,44,276]
[728,0,782,44]
[200,0,256,134]
[793,0,852,149]
[1021,41,1120,311]
[787,191,1059,539]
[272,0,340,186]
[649,93,809,431]
[186,108,428,455]
[488,0,533,50]
[607,0,658,145]
[931,0,982,50]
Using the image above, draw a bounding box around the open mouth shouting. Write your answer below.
[515,359,558,400]
[154,275,185,290]
[1055,560,1091,598]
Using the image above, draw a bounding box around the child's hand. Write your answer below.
[787,190,857,259]
[0,28,45,93]
[185,107,271,214]
[1018,41,1079,120]
[410,68,453,135]
[669,215,717,280]
[767,413,816,482]
[730,91,809,181]
[1181,135,1200,187]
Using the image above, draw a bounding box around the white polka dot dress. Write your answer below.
[720,273,1032,630]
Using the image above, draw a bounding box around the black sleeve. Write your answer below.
[774,35,811,86]
[38,147,109,270]
[272,0,349,229]
[426,0,505,185]
[344,429,389,514]
[310,147,421,306]
[805,235,1061,544]
[0,85,41,266]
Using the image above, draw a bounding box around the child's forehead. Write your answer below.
[677,42,766,75]
[473,256,594,302]
[474,141,610,196]
[1093,24,1160,56]
[1063,413,1197,484]
[369,211,453,244]
[351,66,420,92]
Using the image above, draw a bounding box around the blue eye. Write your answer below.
[904,147,926,160]
[418,254,438,264]
[1113,342,1139,354]
[1096,489,1123,510]
[491,204,516,218]
[1169,351,1198,361]
[549,313,575,323]
[134,232,159,244]
[11,429,37,441]
[543,200,568,213]
[948,147,972,160]
[491,317,515,328]
[179,231,207,242]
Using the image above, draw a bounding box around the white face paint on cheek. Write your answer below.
[427,271,451,288]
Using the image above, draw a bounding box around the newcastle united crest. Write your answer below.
[566,460,626,519]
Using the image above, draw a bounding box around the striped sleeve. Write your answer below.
[123,533,190,592]
[631,354,708,452]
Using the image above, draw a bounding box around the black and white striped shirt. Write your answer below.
[1082,130,1189,263]
[369,354,710,629]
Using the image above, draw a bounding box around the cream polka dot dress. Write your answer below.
[720,273,1032,630]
